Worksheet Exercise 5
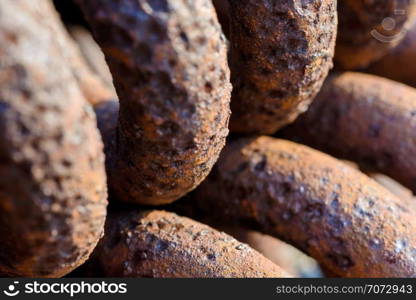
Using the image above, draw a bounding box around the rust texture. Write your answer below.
[227,0,337,134]
[82,210,290,278]
[336,0,416,70]
[0,0,107,277]
[182,137,416,277]
[366,21,416,87]
[76,0,231,205]
[280,72,416,193]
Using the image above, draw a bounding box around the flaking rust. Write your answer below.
[82,210,290,278]
[184,137,416,277]
[227,0,337,134]
[0,0,107,277]
[76,0,231,205]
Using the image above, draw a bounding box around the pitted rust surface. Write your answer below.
[227,0,337,134]
[367,21,416,87]
[336,0,416,69]
[184,137,416,277]
[281,72,416,193]
[0,0,107,277]
[77,0,231,205]
[83,210,290,278]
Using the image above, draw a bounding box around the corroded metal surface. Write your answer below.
[281,72,416,193]
[77,0,231,205]
[183,137,416,277]
[227,0,337,134]
[0,0,107,277]
[82,210,290,278]
[336,0,416,69]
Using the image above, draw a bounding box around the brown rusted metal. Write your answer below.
[227,0,337,134]
[335,0,416,69]
[281,72,416,194]
[366,21,416,87]
[180,137,416,277]
[76,0,231,205]
[81,210,290,278]
[0,0,107,277]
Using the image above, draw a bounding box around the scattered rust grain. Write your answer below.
[82,210,290,278]
[77,0,231,205]
[181,137,416,277]
[228,0,337,134]
[0,0,107,277]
